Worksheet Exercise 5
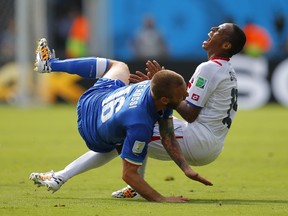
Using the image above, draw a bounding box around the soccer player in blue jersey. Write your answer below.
[30,38,212,202]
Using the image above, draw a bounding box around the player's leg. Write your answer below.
[102,59,130,85]
[180,122,224,166]
[148,119,222,166]
[55,150,118,181]
[49,57,109,79]
[34,38,110,79]
[29,150,118,193]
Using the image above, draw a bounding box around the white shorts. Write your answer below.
[148,117,224,166]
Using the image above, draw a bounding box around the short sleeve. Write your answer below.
[120,124,152,166]
[186,62,218,107]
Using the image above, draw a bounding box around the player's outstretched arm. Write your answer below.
[158,118,213,186]
[122,159,190,202]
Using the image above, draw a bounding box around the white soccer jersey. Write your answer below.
[186,57,238,137]
[148,57,238,166]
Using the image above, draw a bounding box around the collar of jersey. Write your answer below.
[210,56,230,61]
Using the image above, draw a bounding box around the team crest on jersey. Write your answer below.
[132,141,145,155]
[191,93,200,101]
[195,77,207,89]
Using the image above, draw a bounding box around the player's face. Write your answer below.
[166,83,188,109]
[202,23,233,52]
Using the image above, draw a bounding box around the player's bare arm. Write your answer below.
[122,159,189,202]
[158,118,213,186]
[176,101,201,123]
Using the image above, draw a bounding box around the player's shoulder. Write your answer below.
[196,60,219,75]
[200,59,226,68]
[198,59,230,73]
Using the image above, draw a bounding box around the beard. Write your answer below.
[166,101,180,110]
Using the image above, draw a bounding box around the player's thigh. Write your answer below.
[103,61,130,85]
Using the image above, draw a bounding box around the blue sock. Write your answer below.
[50,57,97,79]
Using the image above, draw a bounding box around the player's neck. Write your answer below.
[153,99,166,111]
[151,91,166,111]
[209,56,230,61]
[208,53,230,60]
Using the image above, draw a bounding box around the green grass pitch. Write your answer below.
[0,104,287,216]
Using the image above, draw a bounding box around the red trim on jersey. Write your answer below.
[149,135,183,142]
[123,158,142,166]
[212,60,222,66]
[210,56,230,61]
[210,56,230,66]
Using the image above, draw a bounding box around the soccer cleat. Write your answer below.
[29,170,64,193]
[111,186,141,198]
[34,38,55,73]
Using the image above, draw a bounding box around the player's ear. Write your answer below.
[160,97,169,105]
[222,42,232,50]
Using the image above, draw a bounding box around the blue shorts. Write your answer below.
[77,78,125,152]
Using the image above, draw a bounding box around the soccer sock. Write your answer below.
[55,150,118,182]
[49,57,109,79]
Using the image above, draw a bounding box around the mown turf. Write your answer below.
[0,104,287,216]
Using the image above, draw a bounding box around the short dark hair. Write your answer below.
[229,24,246,56]
[151,70,185,99]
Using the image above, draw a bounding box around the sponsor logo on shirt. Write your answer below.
[195,77,207,89]
[132,141,145,155]
[191,93,200,101]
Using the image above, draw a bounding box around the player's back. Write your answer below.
[97,80,158,145]
[77,79,159,152]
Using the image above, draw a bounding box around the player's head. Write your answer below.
[151,70,188,109]
[202,23,246,58]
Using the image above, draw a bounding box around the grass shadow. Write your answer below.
[46,196,288,205]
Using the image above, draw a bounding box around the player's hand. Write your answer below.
[129,60,165,83]
[129,71,150,83]
[145,60,165,79]
[162,196,189,203]
[185,169,213,186]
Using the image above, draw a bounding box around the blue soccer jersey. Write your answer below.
[77,78,172,166]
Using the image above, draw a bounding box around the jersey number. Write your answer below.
[101,96,125,123]
[222,88,238,129]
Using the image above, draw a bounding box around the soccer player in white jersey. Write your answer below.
[29,23,245,199]
[112,22,246,197]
